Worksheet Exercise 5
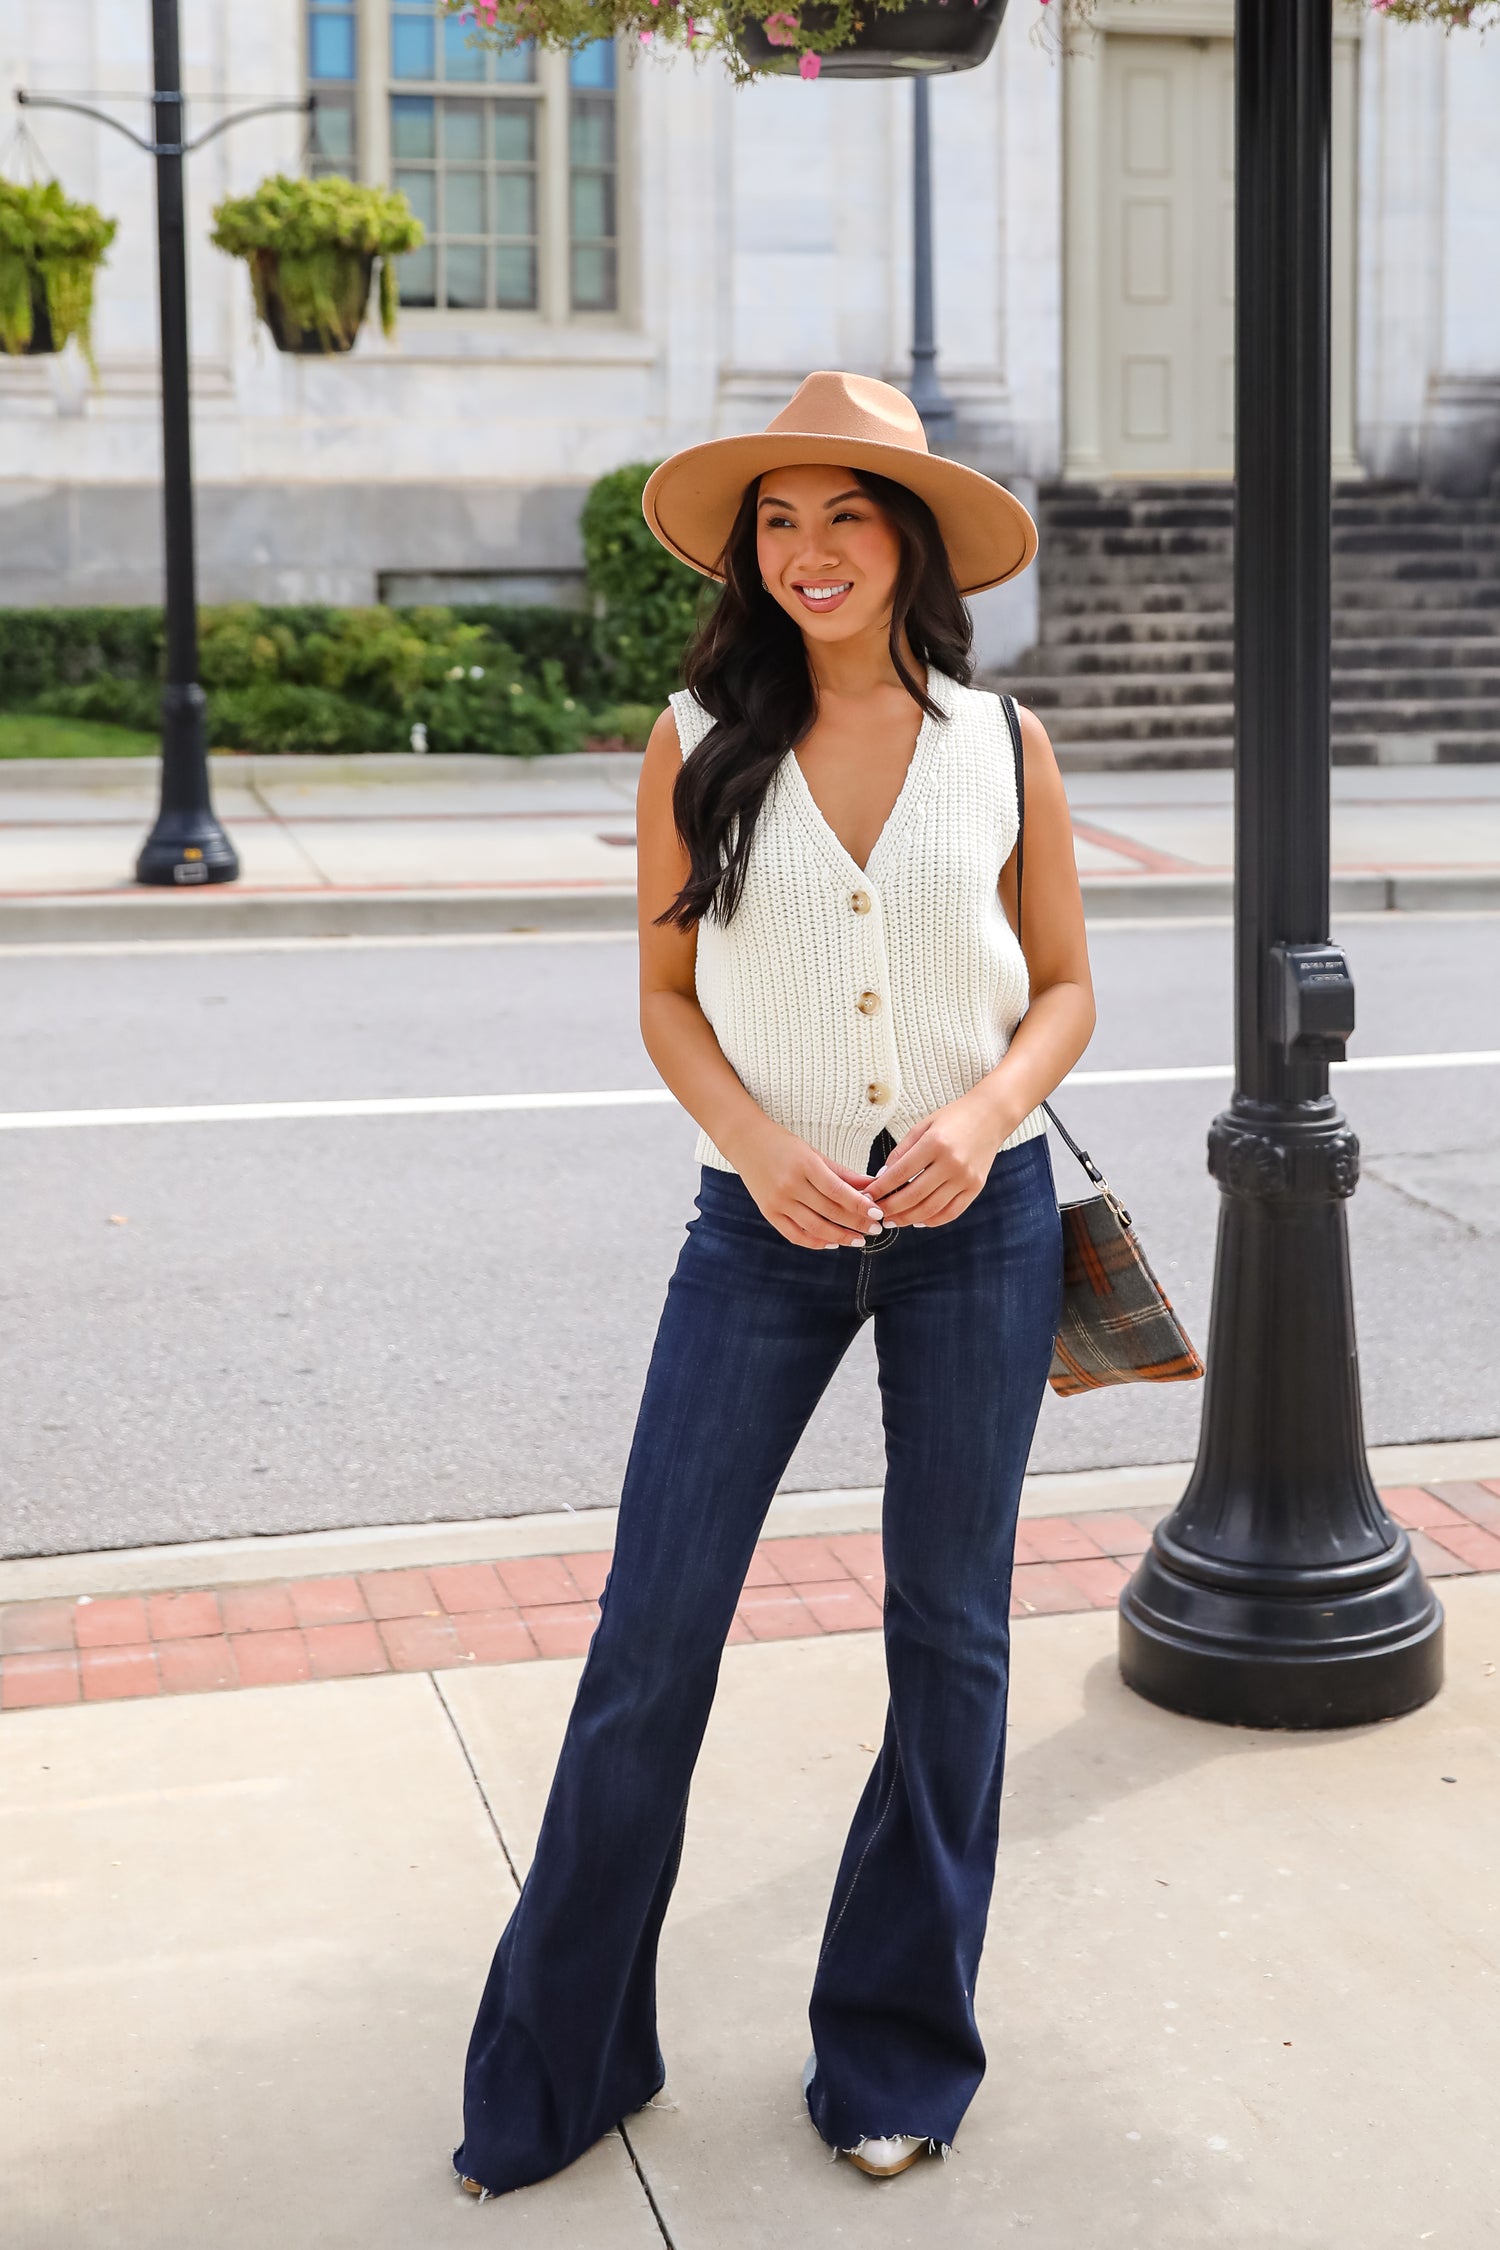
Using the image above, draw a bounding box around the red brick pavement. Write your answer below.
[3,1482,1496,1713]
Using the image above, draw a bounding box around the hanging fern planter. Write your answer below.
[253,248,376,356]
[211,176,423,356]
[737,0,1009,78]
[0,179,116,370]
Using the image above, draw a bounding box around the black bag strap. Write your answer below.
[1000,692,1118,1208]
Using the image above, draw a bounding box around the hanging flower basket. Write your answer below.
[210,176,424,356]
[446,0,1008,81]
[739,0,1009,77]
[0,179,116,370]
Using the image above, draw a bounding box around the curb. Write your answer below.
[0,750,646,790]
[4,868,1499,941]
[4,1440,1496,1604]
[0,885,641,941]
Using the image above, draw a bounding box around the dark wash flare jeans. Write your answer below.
[454,1131,1062,2195]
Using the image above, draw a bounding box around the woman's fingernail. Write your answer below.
[848,1234,864,1247]
[866,1206,884,1220]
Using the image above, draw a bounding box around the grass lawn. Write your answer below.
[0,712,159,759]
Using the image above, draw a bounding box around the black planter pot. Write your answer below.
[254,250,374,355]
[738,0,1009,78]
[0,277,58,357]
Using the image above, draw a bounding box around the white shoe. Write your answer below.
[802,2052,931,2179]
[844,2133,928,2179]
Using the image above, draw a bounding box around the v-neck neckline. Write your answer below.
[784,670,946,885]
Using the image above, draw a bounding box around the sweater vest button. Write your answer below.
[865,1081,890,1105]
[850,889,872,914]
[856,990,881,1015]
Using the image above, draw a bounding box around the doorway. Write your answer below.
[1063,14,1358,480]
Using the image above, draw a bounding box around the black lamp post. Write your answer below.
[19,0,312,891]
[908,74,957,453]
[1116,0,1443,1728]
[135,0,235,887]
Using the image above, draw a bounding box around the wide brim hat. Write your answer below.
[641,369,1037,598]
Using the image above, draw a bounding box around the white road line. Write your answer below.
[0,1088,676,1132]
[0,1050,1496,1133]
[0,929,638,960]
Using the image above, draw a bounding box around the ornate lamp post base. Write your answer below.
[135,687,239,885]
[1120,1102,1444,1730]
[135,807,240,887]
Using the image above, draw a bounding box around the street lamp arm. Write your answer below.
[15,88,157,155]
[15,87,315,159]
[183,96,316,156]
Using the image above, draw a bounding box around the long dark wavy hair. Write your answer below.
[657,467,974,931]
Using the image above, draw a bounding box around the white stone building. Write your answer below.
[1,0,1497,649]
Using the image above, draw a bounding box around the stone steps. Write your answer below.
[1015,670,1500,709]
[1007,476,1500,766]
[1028,638,1500,678]
[1034,699,1500,743]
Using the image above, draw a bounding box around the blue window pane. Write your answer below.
[444,14,485,80]
[390,95,437,160]
[494,37,536,83]
[391,14,437,79]
[569,39,615,90]
[308,14,356,81]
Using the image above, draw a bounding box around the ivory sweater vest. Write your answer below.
[669,668,1048,1176]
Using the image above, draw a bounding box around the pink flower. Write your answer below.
[799,49,821,76]
[763,9,800,42]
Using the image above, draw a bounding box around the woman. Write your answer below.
[454,370,1095,2196]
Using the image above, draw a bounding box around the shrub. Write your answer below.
[580,462,708,707]
[208,682,401,755]
[34,677,162,732]
[585,701,658,751]
[0,607,161,703]
[410,654,593,757]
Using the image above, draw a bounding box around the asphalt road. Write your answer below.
[3,914,1497,1560]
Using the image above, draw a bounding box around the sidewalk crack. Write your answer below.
[246,768,335,887]
[617,2118,680,2250]
[427,1674,677,2246]
[428,1672,521,1891]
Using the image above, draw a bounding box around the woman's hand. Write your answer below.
[866,1088,1018,1230]
[732,1122,886,1251]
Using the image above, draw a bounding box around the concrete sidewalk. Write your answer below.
[4,1451,1499,2248]
[4,752,1500,940]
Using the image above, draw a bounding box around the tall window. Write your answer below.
[366,2,620,317]
[307,0,359,175]
[568,41,617,314]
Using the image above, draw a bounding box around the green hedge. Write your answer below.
[0,465,711,754]
[580,461,708,705]
[0,602,604,757]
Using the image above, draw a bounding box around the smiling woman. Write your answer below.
[450,370,1096,2202]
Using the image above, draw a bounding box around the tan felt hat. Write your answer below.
[641,369,1037,598]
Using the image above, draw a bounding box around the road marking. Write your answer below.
[0,1051,1496,1133]
[0,1089,677,1132]
[0,929,639,959]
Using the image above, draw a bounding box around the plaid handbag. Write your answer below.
[1003,694,1205,1399]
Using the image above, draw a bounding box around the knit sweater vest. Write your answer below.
[669,667,1048,1176]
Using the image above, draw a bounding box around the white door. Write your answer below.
[1098,35,1235,475]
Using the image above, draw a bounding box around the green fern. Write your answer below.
[211,175,423,350]
[0,180,116,371]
